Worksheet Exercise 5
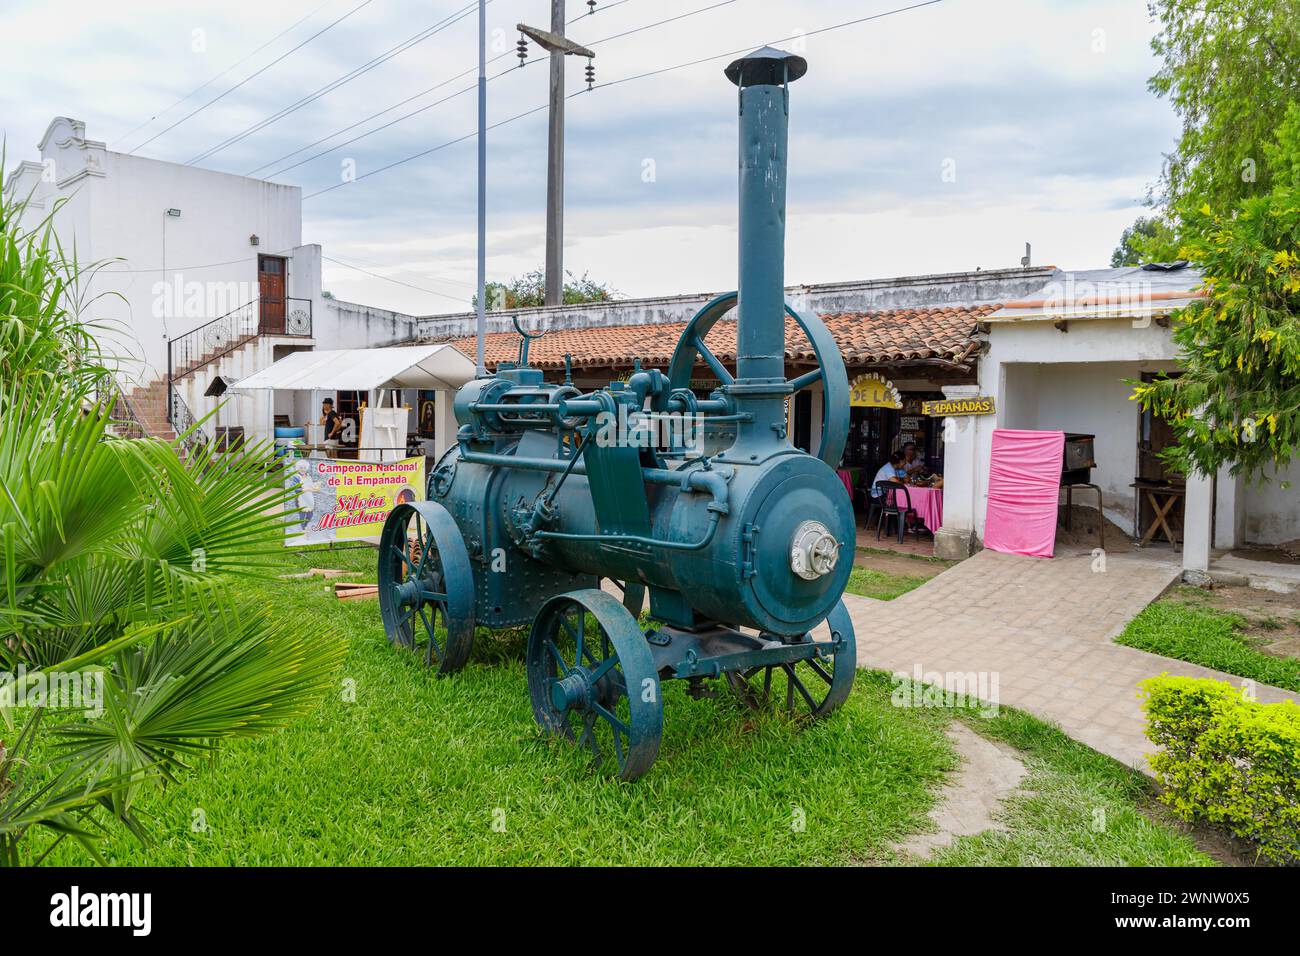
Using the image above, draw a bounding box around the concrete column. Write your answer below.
[1213,463,1245,549]
[808,380,824,460]
[933,384,981,559]
[1182,468,1214,578]
[433,388,458,461]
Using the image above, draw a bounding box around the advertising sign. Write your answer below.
[285,456,425,545]
[848,372,902,409]
[921,396,996,417]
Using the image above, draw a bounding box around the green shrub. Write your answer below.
[1141,675,1300,864]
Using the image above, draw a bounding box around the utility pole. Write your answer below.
[474,0,487,377]
[545,0,565,307]
[516,8,595,307]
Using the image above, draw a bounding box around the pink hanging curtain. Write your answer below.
[983,429,1064,558]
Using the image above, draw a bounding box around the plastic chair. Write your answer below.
[856,483,881,530]
[874,481,918,544]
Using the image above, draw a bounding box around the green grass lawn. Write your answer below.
[922,707,1212,866]
[844,566,933,601]
[34,546,1212,866]
[1116,599,1300,692]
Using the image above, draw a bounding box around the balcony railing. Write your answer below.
[166,295,313,426]
[169,297,256,383]
[169,384,208,457]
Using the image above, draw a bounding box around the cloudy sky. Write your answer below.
[3,0,1179,315]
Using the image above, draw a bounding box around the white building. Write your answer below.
[6,116,437,449]
[936,265,1299,579]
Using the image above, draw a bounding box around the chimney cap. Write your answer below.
[724,46,807,87]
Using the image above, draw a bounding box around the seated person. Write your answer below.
[870,452,906,497]
[900,442,926,478]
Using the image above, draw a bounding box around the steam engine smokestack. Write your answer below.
[724,47,807,454]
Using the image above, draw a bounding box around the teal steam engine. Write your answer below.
[378,47,856,780]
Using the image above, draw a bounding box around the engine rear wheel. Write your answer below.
[724,598,856,717]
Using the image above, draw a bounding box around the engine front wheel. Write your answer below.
[527,589,662,781]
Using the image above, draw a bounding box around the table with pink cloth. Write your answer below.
[836,469,854,499]
[905,485,943,533]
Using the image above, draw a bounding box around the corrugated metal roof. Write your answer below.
[987,264,1205,323]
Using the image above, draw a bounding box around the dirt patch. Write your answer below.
[1143,801,1271,867]
[893,722,1028,859]
[1055,504,1134,553]
[853,550,950,580]
[1230,544,1300,565]
[1165,584,1300,658]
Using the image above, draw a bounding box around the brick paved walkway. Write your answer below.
[845,548,1300,773]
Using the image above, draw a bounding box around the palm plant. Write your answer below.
[0,163,345,865]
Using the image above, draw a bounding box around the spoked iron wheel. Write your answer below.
[377,501,474,675]
[667,291,850,467]
[725,598,856,718]
[527,589,662,781]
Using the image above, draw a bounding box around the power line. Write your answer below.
[112,0,338,150]
[596,0,946,91]
[260,67,512,180]
[304,102,547,198]
[583,0,737,48]
[242,0,629,177]
[186,1,484,167]
[302,0,945,201]
[326,248,476,291]
[255,0,729,181]
[323,254,470,303]
[247,53,517,177]
[98,247,299,273]
[131,0,378,154]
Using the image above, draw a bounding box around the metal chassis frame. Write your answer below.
[646,624,844,681]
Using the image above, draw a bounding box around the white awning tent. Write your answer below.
[231,344,475,392]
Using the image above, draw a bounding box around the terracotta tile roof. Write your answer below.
[433,304,997,371]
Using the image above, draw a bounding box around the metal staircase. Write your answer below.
[115,295,313,448]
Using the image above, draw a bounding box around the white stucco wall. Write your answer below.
[972,317,1180,539]
[950,316,1297,557]
[317,298,422,351]
[1243,463,1300,545]
[8,117,303,385]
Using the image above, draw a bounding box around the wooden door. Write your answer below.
[258,255,286,334]
[1137,371,1184,537]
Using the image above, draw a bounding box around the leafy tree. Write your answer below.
[1110,215,1181,266]
[1113,2,1300,263]
[1147,0,1300,211]
[1131,113,1300,481]
[479,268,618,310]
[0,170,346,864]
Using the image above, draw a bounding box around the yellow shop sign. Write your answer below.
[849,372,902,409]
[921,396,996,417]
